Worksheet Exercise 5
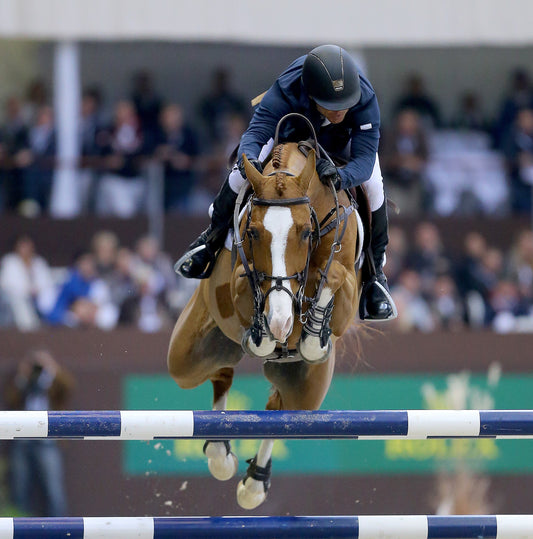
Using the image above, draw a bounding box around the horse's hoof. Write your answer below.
[241,329,276,358]
[236,478,267,510]
[204,441,238,481]
[236,456,271,509]
[297,337,332,364]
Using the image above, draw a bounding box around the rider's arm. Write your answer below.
[237,82,293,162]
[337,93,381,189]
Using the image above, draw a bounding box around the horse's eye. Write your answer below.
[248,227,260,240]
[301,228,311,241]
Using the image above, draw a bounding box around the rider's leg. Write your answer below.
[360,154,397,321]
[179,165,245,278]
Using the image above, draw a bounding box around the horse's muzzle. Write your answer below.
[266,310,294,343]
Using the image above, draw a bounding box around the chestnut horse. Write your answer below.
[168,141,362,509]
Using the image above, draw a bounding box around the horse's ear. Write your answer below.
[297,149,316,193]
[241,154,264,194]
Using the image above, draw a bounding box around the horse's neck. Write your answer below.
[308,175,337,219]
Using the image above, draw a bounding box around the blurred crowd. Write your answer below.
[0,68,250,218]
[1,223,533,334]
[0,231,196,333]
[1,63,533,335]
[386,223,533,333]
[381,69,533,217]
[1,66,533,218]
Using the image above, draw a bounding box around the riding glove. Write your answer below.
[316,158,341,189]
[239,158,263,179]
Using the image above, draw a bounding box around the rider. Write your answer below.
[178,44,397,321]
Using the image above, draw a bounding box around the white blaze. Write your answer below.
[263,207,294,342]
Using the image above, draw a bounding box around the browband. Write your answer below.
[252,197,310,207]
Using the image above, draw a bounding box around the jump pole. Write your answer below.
[0,515,532,538]
[2,409,533,440]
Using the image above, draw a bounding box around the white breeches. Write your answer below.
[365,153,385,212]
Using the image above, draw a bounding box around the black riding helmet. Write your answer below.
[302,44,361,111]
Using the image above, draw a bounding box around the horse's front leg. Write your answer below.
[237,352,337,510]
[203,367,239,481]
[236,438,274,509]
[298,261,355,363]
[232,265,277,357]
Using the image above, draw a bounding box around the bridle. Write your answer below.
[233,191,319,348]
[233,114,356,357]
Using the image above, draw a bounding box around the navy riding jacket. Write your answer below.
[238,55,381,189]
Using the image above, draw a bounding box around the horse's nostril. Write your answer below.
[268,312,294,342]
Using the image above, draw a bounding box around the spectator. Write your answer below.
[393,73,441,129]
[4,350,74,516]
[385,225,408,287]
[78,87,106,212]
[0,125,7,211]
[502,107,533,214]
[475,247,506,324]
[21,78,48,127]
[124,235,176,332]
[108,247,138,322]
[95,100,146,217]
[91,230,120,286]
[198,67,248,146]
[454,232,489,327]
[405,222,451,294]
[390,269,436,332]
[45,251,118,330]
[381,109,429,215]
[489,280,531,332]
[17,105,56,216]
[130,70,163,142]
[430,274,465,331]
[0,235,56,331]
[154,103,199,212]
[188,113,247,217]
[451,92,491,134]
[0,96,28,210]
[506,229,533,303]
[494,68,533,148]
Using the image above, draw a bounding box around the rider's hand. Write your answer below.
[238,157,263,179]
[316,158,341,189]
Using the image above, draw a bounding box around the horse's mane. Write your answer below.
[270,144,289,196]
[271,144,285,169]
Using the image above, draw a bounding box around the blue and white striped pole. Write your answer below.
[0,515,532,538]
[1,410,533,440]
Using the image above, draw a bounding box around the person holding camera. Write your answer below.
[4,350,74,517]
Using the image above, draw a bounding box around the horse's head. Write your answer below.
[241,146,316,343]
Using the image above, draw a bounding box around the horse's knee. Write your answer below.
[167,354,202,390]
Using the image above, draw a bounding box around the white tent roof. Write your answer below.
[0,0,532,46]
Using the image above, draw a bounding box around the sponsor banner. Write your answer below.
[123,370,533,476]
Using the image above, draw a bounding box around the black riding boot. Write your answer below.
[177,176,238,279]
[360,201,398,321]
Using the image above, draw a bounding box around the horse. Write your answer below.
[167,137,363,510]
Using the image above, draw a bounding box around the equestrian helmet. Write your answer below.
[302,44,361,111]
